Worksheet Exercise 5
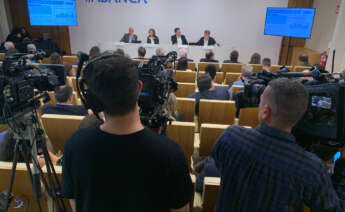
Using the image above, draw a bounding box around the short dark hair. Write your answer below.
[197,74,212,92]
[54,85,73,103]
[87,56,139,116]
[264,78,309,128]
[262,58,271,67]
[89,46,101,60]
[50,52,62,64]
[205,64,217,80]
[174,27,180,33]
[230,50,239,62]
[115,48,125,56]
[138,47,146,57]
[177,58,188,70]
[204,30,211,35]
[206,51,214,60]
[299,54,309,64]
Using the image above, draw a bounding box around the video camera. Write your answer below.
[0,50,66,123]
[138,51,178,129]
[234,65,345,144]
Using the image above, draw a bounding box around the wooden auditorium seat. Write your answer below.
[176,97,195,122]
[62,56,78,64]
[174,71,196,83]
[132,59,149,64]
[201,177,220,212]
[0,61,2,67]
[294,66,312,72]
[198,100,236,127]
[174,82,196,98]
[0,124,8,133]
[41,57,51,64]
[47,91,57,105]
[224,73,241,85]
[174,61,196,71]
[200,124,229,157]
[230,85,244,99]
[238,107,259,128]
[222,63,242,74]
[198,71,224,84]
[167,121,195,169]
[270,65,282,73]
[41,114,84,153]
[249,64,262,73]
[71,77,78,92]
[0,53,5,60]
[198,62,220,72]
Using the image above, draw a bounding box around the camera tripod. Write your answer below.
[0,111,67,212]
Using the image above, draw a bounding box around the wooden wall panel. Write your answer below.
[8,0,71,55]
[278,0,314,65]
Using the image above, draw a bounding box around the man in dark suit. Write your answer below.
[171,28,188,45]
[196,30,217,46]
[120,27,138,43]
[42,85,88,116]
[200,50,219,63]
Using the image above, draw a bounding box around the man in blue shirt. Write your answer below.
[228,64,253,97]
[213,78,345,211]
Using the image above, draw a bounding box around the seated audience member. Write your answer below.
[115,48,125,56]
[299,53,310,66]
[188,74,229,115]
[262,58,271,72]
[228,64,253,96]
[178,48,193,62]
[50,52,74,76]
[212,78,345,211]
[135,46,146,59]
[155,48,165,57]
[196,30,217,46]
[0,41,15,53]
[62,55,193,211]
[6,28,22,44]
[200,50,219,63]
[177,58,192,71]
[165,93,184,121]
[120,26,138,43]
[20,27,32,41]
[26,43,36,53]
[42,86,88,116]
[147,28,159,44]
[249,52,261,64]
[89,46,101,60]
[223,50,240,63]
[171,27,188,45]
[204,64,220,84]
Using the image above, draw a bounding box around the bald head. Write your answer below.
[129,27,134,35]
[4,41,14,50]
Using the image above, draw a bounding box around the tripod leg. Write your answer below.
[4,140,20,211]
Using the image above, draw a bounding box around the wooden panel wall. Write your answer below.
[8,0,71,55]
[278,0,314,65]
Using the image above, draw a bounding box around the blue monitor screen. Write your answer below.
[27,0,77,26]
[264,8,316,38]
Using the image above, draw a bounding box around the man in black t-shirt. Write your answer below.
[62,55,193,212]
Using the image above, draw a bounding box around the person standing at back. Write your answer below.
[262,58,271,72]
[62,55,193,212]
[212,78,345,211]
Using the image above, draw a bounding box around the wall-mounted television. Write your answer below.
[264,8,316,39]
[27,0,78,26]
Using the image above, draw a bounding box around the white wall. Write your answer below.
[0,0,11,42]
[69,0,288,63]
[305,0,339,53]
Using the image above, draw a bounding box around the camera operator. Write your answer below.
[62,55,193,212]
[212,78,345,211]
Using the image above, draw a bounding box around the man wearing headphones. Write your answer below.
[62,55,193,212]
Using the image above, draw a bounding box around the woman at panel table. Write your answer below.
[147,28,159,44]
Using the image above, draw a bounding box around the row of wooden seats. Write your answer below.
[174,71,242,85]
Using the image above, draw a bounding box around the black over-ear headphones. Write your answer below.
[76,53,121,119]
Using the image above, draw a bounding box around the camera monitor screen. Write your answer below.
[264,8,316,38]
[312,96,332,110]
[305,95,336,125]
[27,0,78,26]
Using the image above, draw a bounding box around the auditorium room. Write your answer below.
[1,0,345,211]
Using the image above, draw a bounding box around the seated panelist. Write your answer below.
[147,28,159,44]
[196,30,217,46]
[120,27,138,43]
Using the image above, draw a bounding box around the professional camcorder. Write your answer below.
[138,51,178,129]
[234,65,345,144]
[0,51,66,123]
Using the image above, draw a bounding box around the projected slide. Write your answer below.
[264,8,315,38]
[27,0,77,26]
